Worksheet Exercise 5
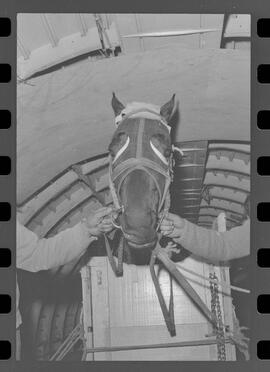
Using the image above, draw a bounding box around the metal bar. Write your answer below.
[182,212,199,215]
[179,178,202,182]
[50,324,82,360]
[178,148,206,152]
[220,14,230,48]
[177,188,202,192]
[181,204,201,208]
[86,338,232,353]
[177,193,201,197]
[180,198,201,201]
[98,15,113,49]
[177,164,205,168]
[94,14,109,55]
[56,332,82,361]
[134,14,145,51]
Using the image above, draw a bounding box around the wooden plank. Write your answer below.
[83,251,237,360]
[87,259,215,360]
[80,266,94,361]
[89,258,111,360]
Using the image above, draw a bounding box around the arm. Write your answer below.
[17,207,113,272]
[160,213,250,262]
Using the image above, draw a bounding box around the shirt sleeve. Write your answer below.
[175,218,250,262]
[17,220,97,272]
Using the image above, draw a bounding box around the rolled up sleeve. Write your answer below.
[17,220,96,272]
[175,219,250,262]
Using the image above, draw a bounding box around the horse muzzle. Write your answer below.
[123,231,158,249]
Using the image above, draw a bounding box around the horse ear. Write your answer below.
[160,94,176,123]
[111,92,125,116]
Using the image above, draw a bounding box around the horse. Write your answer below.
[108,93,176,254]
[79,93,218,337]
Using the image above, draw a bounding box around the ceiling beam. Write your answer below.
[77,14,88,37]
[41,14,59,47]
[17,35,31,60]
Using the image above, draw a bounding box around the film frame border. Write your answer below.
[0,10,14,365]
[0,1,269,371]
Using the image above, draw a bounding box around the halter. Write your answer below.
[109,107,173,233]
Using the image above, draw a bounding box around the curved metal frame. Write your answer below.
[204,183,250,194]
[198,213,241,225]
[44,190,110,238]
[199,206,244,218]
[205,168,250,179]
[18,152,108,208]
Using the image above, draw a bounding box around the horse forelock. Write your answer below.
[115,101,164,125]
[124,101,160,114]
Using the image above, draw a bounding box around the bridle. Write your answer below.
[108,107,174,237]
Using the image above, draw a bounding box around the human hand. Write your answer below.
[84,206,114,237]
[160,212,185,239]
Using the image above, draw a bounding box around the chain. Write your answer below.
[209,272,226,361]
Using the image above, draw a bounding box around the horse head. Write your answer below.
[108,93,176,250]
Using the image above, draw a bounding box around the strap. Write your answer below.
[104,234,124,277]
[112,157,170,181]
[108,158,121,210]
[150,249,176,337]
[116,107,170,131]
[109,154,172,213]
[155,245,216,327]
